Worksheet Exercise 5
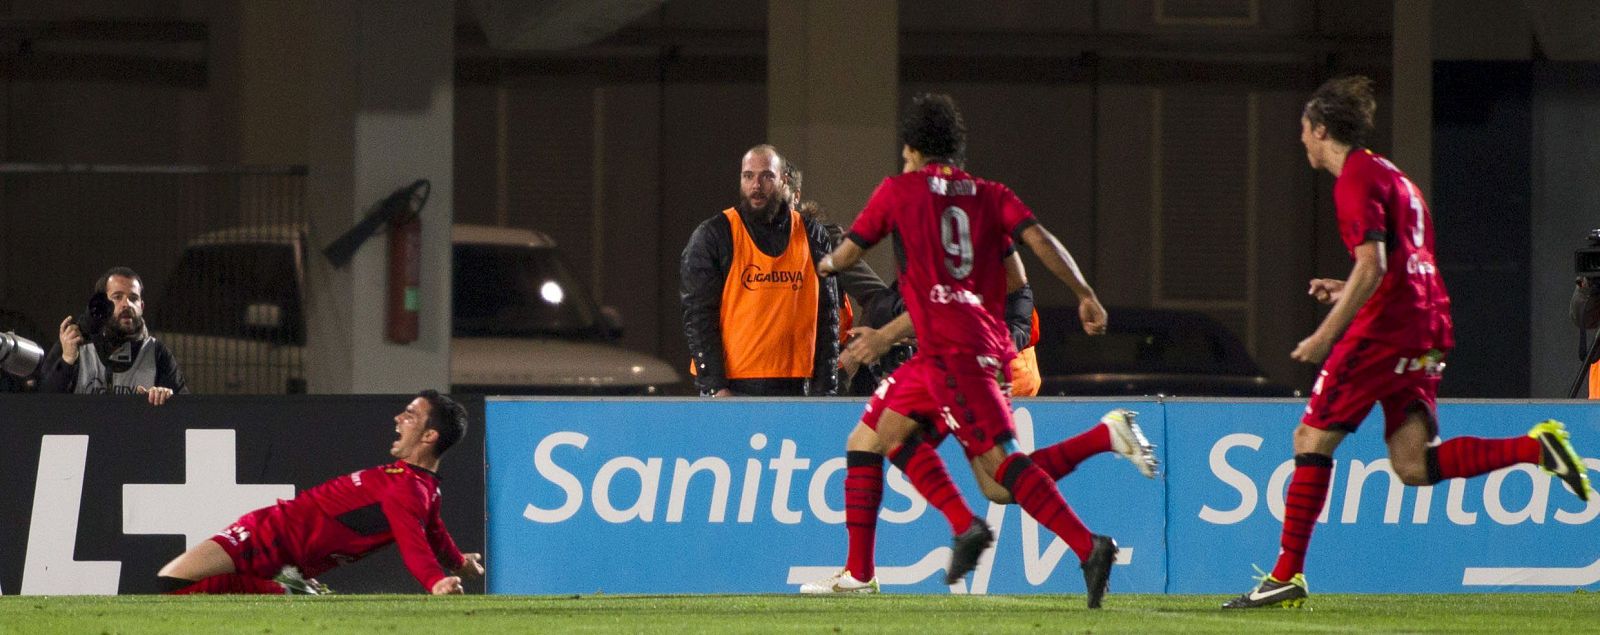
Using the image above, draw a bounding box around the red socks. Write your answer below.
[1427,436,1540,482]
[1271,453,1333,581]
[888,437,975,536]
[1030,424,1112,480]
[844,451,884,580]
[998,453,1094,562]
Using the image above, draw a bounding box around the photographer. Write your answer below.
[1573,276,1600,399]
[38,267,188,405]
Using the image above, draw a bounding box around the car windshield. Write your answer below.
[153,242,305,345]
[452,244,601,338]
[1035,306,1263,376]
[1047,330,1226,374]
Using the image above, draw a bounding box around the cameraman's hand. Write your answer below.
[58,315,83,364]
[137,385,174,406]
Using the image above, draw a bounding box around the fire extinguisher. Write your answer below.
[385,180,430,344]
[387,214,421,343]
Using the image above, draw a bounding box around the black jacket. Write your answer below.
[681,205,840,395]
[1005,284,1035,353]
[820,223,906,330]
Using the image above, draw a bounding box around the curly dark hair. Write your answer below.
[1303,75,1376,148]
[419,389,468,457]
[898,93,966,161]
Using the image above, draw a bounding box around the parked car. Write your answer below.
[151,224,681,395]
[1032,305,1297,397]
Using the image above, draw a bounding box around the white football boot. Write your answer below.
[1102,409,1159,478]
[799,569,880,594]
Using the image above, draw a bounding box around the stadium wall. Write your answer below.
[6,395,1595,596]
[486,397,1600,595]
[0,394,486,596]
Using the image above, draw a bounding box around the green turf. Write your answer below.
[2,593,1595,634]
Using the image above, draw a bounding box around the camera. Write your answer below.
[1577,228,1600,278]
[75,291,114,339]
[0,330,43,379]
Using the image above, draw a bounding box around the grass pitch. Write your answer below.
[2,593,1594,634]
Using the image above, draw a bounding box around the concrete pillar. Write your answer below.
[1391,0,1432,199]
[298,1,454,394]
[228,2,314,166]
[767,0,897,268]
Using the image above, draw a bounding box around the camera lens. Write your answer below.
[0,331,44,378]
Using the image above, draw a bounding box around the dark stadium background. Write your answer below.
[0,1,1595,400]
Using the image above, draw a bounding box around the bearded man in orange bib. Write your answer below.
[681,144,840,397]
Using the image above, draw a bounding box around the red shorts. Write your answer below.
[209,505,299,579]
[860,352,1014,458]
[1302,337,1445,438]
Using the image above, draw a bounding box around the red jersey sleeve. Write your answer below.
[846,179,897,247]
[426,500,465,571]
[382,482,451,591]
[1333,161,1388,252]
[996,184,1037,236]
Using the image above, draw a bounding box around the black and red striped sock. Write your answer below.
[1426,436,1540,482]
[888,436,974,535]
[998,453,1094,562]
[844,451,884,580]
[1271,453,1333,581]
[1030,424,1112,480]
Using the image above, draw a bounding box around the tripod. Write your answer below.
[1568,327,1600,399]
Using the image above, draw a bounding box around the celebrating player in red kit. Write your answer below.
[155,390,483,595]
[1223,76,1591,609]
[813,93,1125,608]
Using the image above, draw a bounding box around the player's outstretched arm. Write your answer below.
[1004,251,1028,293]
[1292,241,1384,363]
[383,496,461,593]
[1019,224,1106,335]
[817,240,863,277]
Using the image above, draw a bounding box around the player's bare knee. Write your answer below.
[846,423,884,453]
[156,558,182,579]
[160,540,235,581]
[1393,460,1431,486]
[1291,425,1318,451]
[978,479,1013,504]
[1292,424,1342,455]
[1389,447,1432,485]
